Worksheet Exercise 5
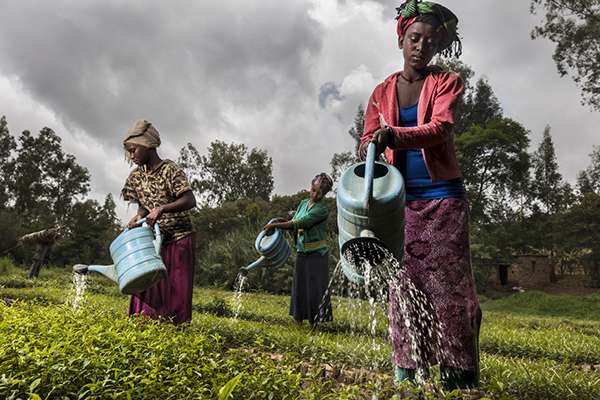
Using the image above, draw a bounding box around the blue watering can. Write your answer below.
[239,218,291,274]
[73,218,167,294]
[336,142,405,284]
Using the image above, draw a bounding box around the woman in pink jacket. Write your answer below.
[359,0,481,390]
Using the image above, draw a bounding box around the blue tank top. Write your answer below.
[396,103,465,201]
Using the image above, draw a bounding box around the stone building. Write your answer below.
[475,254,555,289]
[499,254,555,288]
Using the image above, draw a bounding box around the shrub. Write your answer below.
[0,257,13,274]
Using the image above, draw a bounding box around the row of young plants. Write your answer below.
[0,302,399,400]
[480,315,600,364]
[483,312,600,337]
[188,288,600,400]
[7,279,600,373]
[3,266,600,399]
[197,288,600,368]
[481,290,600,321]
[480,354,600,400]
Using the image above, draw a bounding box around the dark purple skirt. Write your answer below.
[388,198,481,370]
[289,252,333,324]
[128,234,195,325]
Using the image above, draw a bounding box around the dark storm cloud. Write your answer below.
[318,81,343,108]
[0,0,323,148]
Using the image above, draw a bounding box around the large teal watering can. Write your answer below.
[336,142,405,284]
[239,218,291,274]
[73,218,167,294]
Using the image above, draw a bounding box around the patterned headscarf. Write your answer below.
[396,0,461,58]
[123,119,161,149]
[312,173,333,196]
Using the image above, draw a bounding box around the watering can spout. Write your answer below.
[73,263,119,283]
[87,264,119,283]
[240,256,267,274]
[73,264,89,275]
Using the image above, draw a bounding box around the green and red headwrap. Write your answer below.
[396,0,462,58]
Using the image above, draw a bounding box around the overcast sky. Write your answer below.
[0,0,597,222]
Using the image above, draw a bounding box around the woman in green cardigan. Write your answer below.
[264,173,333,327]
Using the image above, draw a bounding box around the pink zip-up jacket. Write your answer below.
[360,67,464,181]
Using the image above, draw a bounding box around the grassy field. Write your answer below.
[1,262,599,399]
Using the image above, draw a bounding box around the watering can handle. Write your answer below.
[262,217,286,236]
[256,217,283,248]
[128,218,163,254]
[363,142,376,209]
[268,217,286,225]
[125,217,146,231]
[151,222,162,254]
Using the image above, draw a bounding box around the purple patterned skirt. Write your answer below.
[128,234,195,325]
[388,198,481,370]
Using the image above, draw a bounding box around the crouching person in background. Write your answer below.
[121,119,197,325]
[17,225,67,278]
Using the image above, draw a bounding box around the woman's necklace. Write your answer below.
[398,72,425,84]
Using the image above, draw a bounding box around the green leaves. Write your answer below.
[218,373,243,400]
[179,141,274,207]
[456,117,531,222]
[530,0,600,110]
[29,377,41,393]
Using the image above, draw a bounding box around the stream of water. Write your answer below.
[231,238,454,391]
[71,271,88,311]
[232,272,248,320]
[337,238,453,384]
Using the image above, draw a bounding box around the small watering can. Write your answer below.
[73,218,167,294]
[239,218,291,274]
[336,142,405,284]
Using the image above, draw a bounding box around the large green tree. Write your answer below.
[179,140,273,207]
[576,145,600,194]
[53,194,120,266]
[0,116,16,208]
[526,126,574,271]
[558,192,600,287]
[449,71,531,222]
[567,148,600,286]
[530,0,600,110]
[456,118,531,222]
[8,127,90,225]
[458,78,503,135]
[530,125,573,214]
